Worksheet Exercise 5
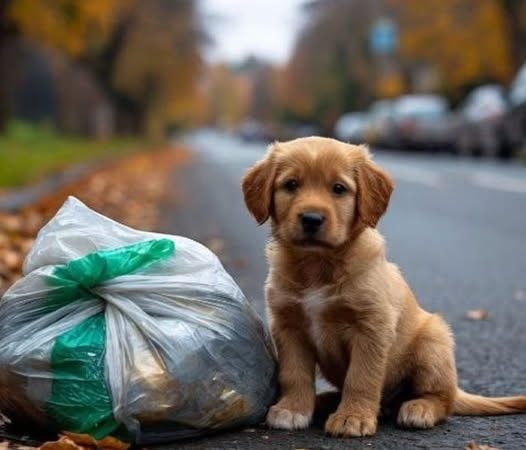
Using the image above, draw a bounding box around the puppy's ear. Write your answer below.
[242,145,277,224]
[355,150,394,228]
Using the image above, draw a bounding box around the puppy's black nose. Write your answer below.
[300,212,325,233]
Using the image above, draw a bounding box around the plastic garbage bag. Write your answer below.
[0,197,276,444]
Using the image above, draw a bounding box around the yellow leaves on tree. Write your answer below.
[391,0,514,97]
[8,0,126,57]
[203,64,251,128]
[280,50,317,119]
[279,0,377,128]
[111,1,203,137]
[376,73,404,99]
[8,0,204,138]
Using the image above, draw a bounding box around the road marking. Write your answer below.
[471,172,526,194]
[381,162,441,188]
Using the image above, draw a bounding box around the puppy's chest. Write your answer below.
[300,287,351,351]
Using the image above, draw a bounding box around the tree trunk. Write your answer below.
[501,0,525,70]
[0,0,15,131]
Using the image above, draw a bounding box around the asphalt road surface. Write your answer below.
[159,129,526,450]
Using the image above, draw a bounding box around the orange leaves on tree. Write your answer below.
[8,0,127,57]
[390,0,514,97]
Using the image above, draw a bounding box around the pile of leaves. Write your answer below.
[0,431,130,450]
[0,146,189,296]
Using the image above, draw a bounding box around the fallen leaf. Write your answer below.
[232,257,249,269]
[466,309,490,321]
[206,238,225,255]
[40,436,82,450]
[39,433,130,450]
[2,250,22,271]
[0,215,22,233]
[465,442,499,450]
[61,432,130,450]
[513,289,526,302]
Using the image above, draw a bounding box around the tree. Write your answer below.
[0,0,18,130]
[500,0,526,68]
[389,0,515,100]
[280,0,379,132]
[5,0,205,137]
[203,64,250,127]
[8,0,125,58]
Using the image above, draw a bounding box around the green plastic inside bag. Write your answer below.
[45,238,175,440]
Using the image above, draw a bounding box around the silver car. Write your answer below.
[452,85,509,157]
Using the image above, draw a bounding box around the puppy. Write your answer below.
[242,137,526,437]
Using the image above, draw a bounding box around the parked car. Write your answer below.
[237,120,284,142]
[383,95,451,150]
[502,63,526,157]
[288,123,320,139]
[451,84,509,157]
[363,100,394,147]
[510,63,526,106]
[334,112,369,144]
[237,120,269,142]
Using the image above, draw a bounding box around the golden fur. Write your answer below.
[242,136,526,437]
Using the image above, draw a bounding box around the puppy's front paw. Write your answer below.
[325,411,377,437]
[266,403,312,430]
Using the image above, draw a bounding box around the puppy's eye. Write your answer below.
[332,183,347,195]
[284,179,299,193]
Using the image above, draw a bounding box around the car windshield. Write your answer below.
[394,97,447,119]
[369,101,393,119]
[337,114,367,127]
[463,85,508,119]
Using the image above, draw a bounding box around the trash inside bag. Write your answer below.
[0,197,276,444]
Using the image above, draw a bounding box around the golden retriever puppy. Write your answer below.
[242,137,526,437]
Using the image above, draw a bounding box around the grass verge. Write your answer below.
[0,121,147,188]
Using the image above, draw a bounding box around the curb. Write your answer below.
[0,163,93,212]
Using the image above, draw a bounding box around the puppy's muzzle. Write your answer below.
[300,212,325,234]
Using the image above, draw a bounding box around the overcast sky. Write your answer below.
[200,0,306,64]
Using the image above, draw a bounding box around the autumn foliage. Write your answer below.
[277,0,526,130]
[8,0,125,58]
[391,0,515,98]
[2,0,526,135]
[2,0,204,137]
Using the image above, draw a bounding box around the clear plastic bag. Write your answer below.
[0,197,276,444]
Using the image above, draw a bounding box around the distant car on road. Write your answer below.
[451,84,509,157]
[334,112,369,144]
[288,123,320,139]
[384,95,450,151]
[237,120,270,142]
[363,100,394,147]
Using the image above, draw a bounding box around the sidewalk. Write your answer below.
[0,145,189,297]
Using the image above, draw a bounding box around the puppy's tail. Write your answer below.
[453,388,526,415]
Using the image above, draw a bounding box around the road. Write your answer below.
[159,129,526,450]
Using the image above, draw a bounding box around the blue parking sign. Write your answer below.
[369,18,398,55]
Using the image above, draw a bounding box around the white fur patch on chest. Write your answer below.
[301,287,334,350]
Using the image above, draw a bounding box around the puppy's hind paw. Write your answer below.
[266,404,312,430]
[397,399,440,429]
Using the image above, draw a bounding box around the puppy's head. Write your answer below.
[242,137,394,250]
